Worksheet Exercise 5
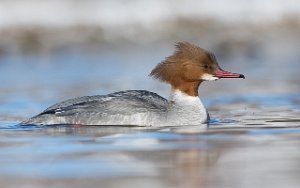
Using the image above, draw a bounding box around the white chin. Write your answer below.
[201,73,219,81]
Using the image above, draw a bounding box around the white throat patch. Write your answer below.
[201,73,219,81]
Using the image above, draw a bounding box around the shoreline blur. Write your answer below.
[0,0,299,55]
[0,17,299,55]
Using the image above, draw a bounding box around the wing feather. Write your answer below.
[39,90,168,117]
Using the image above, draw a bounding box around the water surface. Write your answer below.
[0,47,299,188]
[1,93,300,188]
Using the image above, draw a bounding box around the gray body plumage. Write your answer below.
[21,90,169,126]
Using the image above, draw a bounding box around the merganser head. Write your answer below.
[150,42,245,96]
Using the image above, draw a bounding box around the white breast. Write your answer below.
[166,90,208,125]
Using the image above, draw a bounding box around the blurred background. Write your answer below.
[0,0,299,120]
[1,2,300,188]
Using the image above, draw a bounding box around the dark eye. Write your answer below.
[203,65,209,69]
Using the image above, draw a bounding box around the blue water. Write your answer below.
[0,48,299,188]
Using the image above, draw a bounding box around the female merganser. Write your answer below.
[21,42,244,126]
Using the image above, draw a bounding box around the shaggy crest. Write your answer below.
[169,42,210,63]
[150,42,213,83]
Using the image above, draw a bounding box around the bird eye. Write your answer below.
[203,65,209,69]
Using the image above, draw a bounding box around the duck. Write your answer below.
[20,42,244,126]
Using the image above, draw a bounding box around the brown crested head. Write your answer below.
[150,42,221,83]
[149,42,244,96]
[149,42,218,96]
